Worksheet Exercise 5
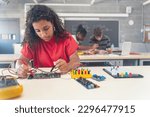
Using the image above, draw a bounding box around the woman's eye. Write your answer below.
[43,27,49,31]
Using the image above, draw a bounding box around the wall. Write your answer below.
[143,3,150,52]
[0,18,20,54]
[0,0,26,42]
[0,0,149,52]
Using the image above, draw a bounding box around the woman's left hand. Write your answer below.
[55,59,70,74]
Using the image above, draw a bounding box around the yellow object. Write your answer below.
[70,69,92,79]
[0,78,23,100]
[119,72,124,77]
[77,51,84,55]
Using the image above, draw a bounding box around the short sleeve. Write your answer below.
[21,43,33,59]
[65,35,78,57]
[105,35,111,48]
[72,35,79,44]
[107,39,111,48]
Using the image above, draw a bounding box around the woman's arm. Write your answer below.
[68,51,80,69]
[16,55,31,78]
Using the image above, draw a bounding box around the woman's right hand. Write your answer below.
[17,64,30,78]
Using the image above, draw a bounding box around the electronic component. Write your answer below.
[0,76,23,99]
[71,69,92,79]
[76,78,99,89]
[28,72,61,79]
[103,67,144,78]
[92,74,106,81]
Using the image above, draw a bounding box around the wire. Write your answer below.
[0,58,29,78]
[1,59,81,79]
[51,68,59,72]
[1,68,7,76]
[8,63,17,75]
[36,68,48,73]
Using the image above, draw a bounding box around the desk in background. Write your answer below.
[0,66,149,100]
[79,53,150,66]
[0,53,150,68]
[0,54,20,68]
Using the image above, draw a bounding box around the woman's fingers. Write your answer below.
[17,64,29,78]
[55,59,69,72]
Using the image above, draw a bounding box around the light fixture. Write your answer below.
[143,0,150,5]
[25,3,90,7]
[58,13,129,17]
[64,17,100,21]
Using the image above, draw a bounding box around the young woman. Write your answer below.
[17,5,80,77]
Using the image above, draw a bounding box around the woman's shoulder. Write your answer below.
[22,42,30,48]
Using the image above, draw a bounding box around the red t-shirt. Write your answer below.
[21,34,78,68]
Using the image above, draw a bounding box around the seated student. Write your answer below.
[16,5,80,78]
[73,24,98,50]
[90,27,111,54]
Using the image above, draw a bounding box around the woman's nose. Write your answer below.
[40,31,47,37]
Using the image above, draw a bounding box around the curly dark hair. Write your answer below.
[22,5,69,49]
[76,24,87,37]
[93,27,103,37]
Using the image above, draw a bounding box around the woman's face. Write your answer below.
[32,19,54,41]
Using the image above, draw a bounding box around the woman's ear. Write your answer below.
[51,23,55,31]
[53,26,55,31]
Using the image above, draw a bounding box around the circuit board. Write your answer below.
[92,74,106,81]
[28,72,61,79]
[75,78,99,89]
[103,67,144,78]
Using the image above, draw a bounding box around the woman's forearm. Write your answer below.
[68,51,80,70]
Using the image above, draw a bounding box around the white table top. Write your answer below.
[79,53,150,60]
[1,66,149,100]
[0,54,20,62]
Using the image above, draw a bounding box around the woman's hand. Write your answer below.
[55,59,70,74]
[55,52,80,74]
[17,64,30,78]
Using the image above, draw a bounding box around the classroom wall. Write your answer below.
[143,3,150,52]
[0,0,149,52]
[0,1,25,42]
[0,18,20,54]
